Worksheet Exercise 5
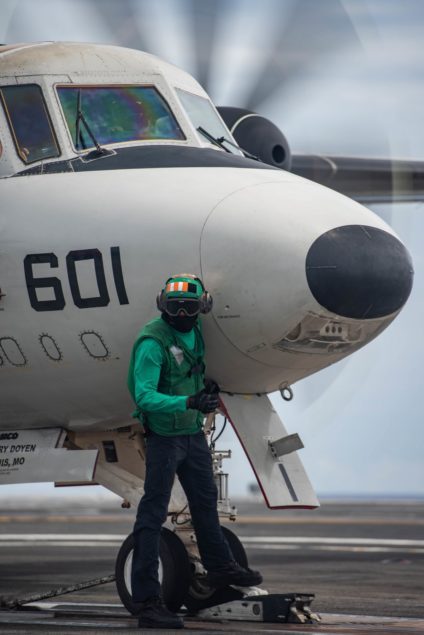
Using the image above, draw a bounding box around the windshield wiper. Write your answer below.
[197,126,260,162]
[75,90,113,160]
[197,126,231,153]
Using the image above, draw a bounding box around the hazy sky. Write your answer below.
[2,0,424,159]
[0,0,423,498]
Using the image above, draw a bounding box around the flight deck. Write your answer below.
[0,497,422,634]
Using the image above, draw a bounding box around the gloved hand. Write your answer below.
[187,389,219,413]
[204,379,220,394]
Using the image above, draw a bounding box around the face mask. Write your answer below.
[162,312,198,333]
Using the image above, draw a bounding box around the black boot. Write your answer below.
[206,561,263,588]
[137,596,184,629]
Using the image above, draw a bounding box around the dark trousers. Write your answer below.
[131,430,234,603]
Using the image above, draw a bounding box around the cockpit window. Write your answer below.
[0,84,60,164]
[176,89,242,155]
[57,85,185,150]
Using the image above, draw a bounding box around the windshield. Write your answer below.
[0,84,60,164]
[176,89,242,155]
[57,85,185,150]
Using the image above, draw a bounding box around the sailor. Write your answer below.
[128,274,262,629]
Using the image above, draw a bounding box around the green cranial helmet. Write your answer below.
[156,274,213,314]
[164,274,203,299]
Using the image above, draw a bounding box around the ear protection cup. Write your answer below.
[156,275,213,314]
[199,292,213,313]
[156,289,167,312]
[193,276,213,314]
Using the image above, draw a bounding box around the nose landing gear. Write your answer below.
[114,418,320,624]
[114,525,319,624]
[114,525,249,615]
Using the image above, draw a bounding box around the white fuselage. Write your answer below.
[0,164,399,431]
[0,42,411,435]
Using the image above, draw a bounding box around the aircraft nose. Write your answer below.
[306,225,414,319]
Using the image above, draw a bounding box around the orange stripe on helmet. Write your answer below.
[166,281,189,293]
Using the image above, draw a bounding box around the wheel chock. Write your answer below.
[194,593,320,624]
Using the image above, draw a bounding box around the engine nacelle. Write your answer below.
[217,106,291,171]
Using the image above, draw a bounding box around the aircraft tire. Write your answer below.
[184,526,249,612]
[115,528,191,615]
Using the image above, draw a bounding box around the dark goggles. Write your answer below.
[165,298,200,316]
